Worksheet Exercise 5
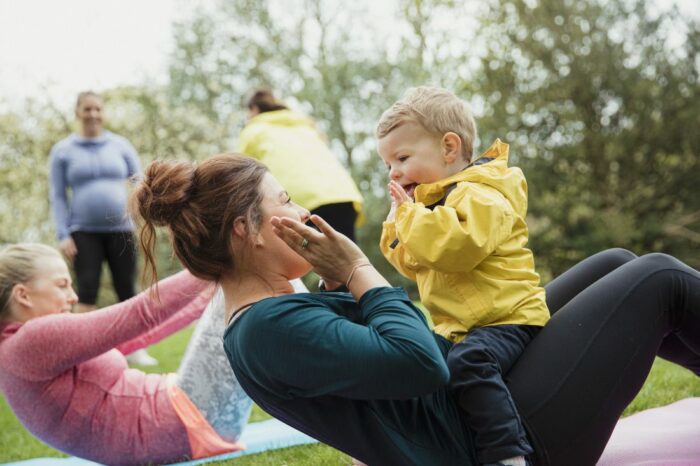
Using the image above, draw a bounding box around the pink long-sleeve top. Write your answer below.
[0,271,213,465]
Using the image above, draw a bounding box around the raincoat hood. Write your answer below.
[414,139,527,218]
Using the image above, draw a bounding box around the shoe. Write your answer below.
[126,348,159,366]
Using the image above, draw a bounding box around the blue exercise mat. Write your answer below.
[3,418,317,466]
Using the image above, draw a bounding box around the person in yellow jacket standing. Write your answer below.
[377,87,550,466]
[239,89,363,242]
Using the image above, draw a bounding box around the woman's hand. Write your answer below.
[59,237,77,262]
[270,214,369,285]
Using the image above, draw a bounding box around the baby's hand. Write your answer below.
[388,181,412,205]
[386,181,412,222]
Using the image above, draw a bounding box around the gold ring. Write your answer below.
[301,238,309,249]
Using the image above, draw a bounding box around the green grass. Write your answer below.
[1,325,698,464]
[623,358,700,415]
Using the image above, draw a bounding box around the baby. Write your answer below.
[377,86,550,466]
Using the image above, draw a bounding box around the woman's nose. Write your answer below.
[299,206,311,223]
[67,289,78,304]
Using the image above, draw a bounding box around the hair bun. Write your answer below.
[134,160,196,227]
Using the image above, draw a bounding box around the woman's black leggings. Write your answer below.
[507,249,700,465]
[311,202,357,243]
[72,231,137,305]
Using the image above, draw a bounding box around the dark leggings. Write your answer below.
[507,249,700,465]
[72,231,137,304]
[311,202,357,243]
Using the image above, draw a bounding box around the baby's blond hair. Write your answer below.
[376,86,478,162]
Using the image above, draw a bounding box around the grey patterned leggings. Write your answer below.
[175,280,308,441]
[175,288,251,441]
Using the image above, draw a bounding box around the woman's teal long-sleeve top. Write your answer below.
[223,287,477,466]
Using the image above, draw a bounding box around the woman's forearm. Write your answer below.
[346,265,390,302]
[243,288,448,400]
[14,271,212,379]
[115,283,214,355]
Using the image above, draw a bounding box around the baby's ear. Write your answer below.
[442,132,462,164]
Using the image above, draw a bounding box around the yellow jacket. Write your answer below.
[380,139,549,343]
[239,110,363,223]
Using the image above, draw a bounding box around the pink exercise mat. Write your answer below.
[597,397,700,466]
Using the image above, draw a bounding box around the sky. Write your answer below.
[0,0,698,112]
[0,0,189,109]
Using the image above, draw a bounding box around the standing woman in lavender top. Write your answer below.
[48,91,156,365]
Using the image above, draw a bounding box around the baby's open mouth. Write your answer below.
[403,183,417,198]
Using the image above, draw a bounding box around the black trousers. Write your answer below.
[448,324,540,463]
[508,249,700,465]
[310,202,357,243]
[72,231,137,304]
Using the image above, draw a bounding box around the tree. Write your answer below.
[2,0,696,300]
[0,87,225,303]
[471,0,700,275]
[167,0,472,292]
[0,99,70,244]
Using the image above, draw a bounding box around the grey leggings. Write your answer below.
[175,288,253,441]
[175,279,309,441]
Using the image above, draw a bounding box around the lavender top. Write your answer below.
[48,131,141,240]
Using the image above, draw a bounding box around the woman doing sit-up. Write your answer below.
[132,153,700,466]
[0,243,254,465]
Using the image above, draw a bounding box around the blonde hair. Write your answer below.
[0,243,62,318]
[376,86,478,162]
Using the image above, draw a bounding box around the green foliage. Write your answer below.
[1,0,697,290]
[163,0,700,282]
[0,100,70,244]
[471,0,700,275]
[165,0,480,289]
[0,86,229,302]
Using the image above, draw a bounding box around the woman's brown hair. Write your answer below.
[247,89,288,113]
[130,154,268,286]
[75,90,102,111]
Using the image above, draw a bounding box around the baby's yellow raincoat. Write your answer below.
[381,139,549,343]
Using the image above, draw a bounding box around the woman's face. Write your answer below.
[256,173,312,278]
[14,255,78,322]
[75,95,104,137]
